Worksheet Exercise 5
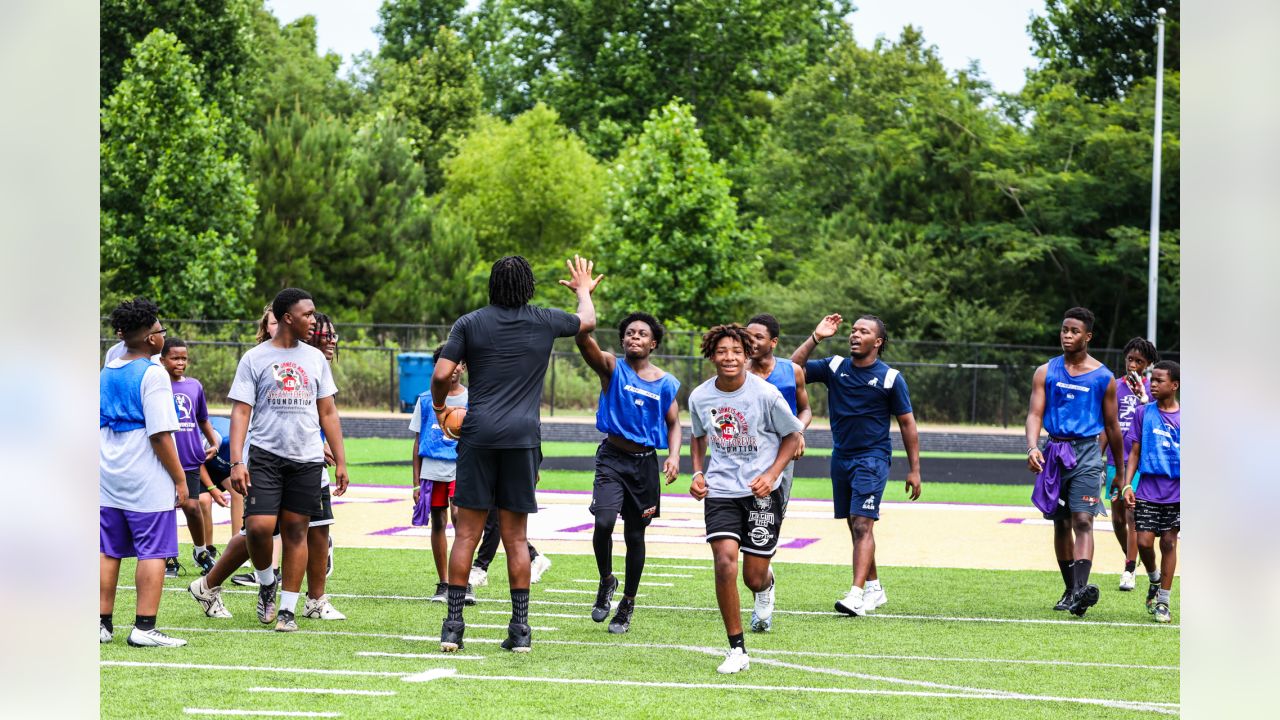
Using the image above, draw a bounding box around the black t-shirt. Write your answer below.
[440,304,581,448]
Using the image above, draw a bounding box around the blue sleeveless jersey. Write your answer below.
[100,358,153,432]
[417,394,460,461]
[764,358,798,415]
[595,359,680,449]
[1138,402,1180,479]
[1043,356,1113,439]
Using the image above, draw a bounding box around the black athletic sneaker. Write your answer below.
[501,622,532,653]
[231,573,259,587]
[257,579,279,624]
[1068,584,1100,617]
[608,597,634,634]
[464,583,477,606]
[164,557,182,578]
[274,609,298,632]
[430,582,448,603]
[193,547,215,576]
[591,575,619,622]
[1053,588,1072,611]
[1145,582,1160,614]
[440,618,466,652]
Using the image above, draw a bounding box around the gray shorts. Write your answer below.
[1042,437,1106,520]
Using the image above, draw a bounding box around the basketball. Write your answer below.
[441,406,466,440]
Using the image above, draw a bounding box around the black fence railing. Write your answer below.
[102,319,1178,426]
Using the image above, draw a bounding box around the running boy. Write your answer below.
[576,312,681,634]
[410,345,468,602]
[159,337,227,575]
[1122,360,1180,623]
[1106,337,1158,591]
[689,324,804,674]
[100,298,188,647]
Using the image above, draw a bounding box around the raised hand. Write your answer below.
[558,254,604,294]
[814,313,843,341]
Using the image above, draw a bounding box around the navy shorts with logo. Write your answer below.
[832,454,890,520]
[590,441,661,524]
[1042,437,1106,520]
[704,488,785,557]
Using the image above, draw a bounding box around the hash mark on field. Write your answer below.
[105,660,404,678]
[646,563,710,570]
[357,652,484,661]
[247,688,395,697]
[183,710,340,717]
[468,623,559,631]
[545,589,645,597]
[571,579,674,587]
[478,610,584,619]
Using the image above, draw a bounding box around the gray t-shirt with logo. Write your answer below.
[228,341,337,464]
[689,373,805,498]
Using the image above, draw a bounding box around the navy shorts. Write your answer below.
[1042,437,1106,520]
[832,455,890,520]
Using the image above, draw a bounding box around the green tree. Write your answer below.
[246,9,361,128]
[440,104,606,274]
[101,30,257,318]
[1030,0,1179,102]
[371,210,488,325]
[590,101,763,328]
[376,0,469,63]
[378,27,483,193]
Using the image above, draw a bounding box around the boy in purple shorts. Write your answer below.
[100,298,189,647]
[160,337,227,575]
[1122,360,1180,623]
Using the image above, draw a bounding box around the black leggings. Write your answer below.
[473,507,539,571]
[593,512,647,598]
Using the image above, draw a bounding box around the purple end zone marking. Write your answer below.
[778,538,819,549]
[333,498,401,506]
[558,523,595,533]
[369,526,414,536]
[1001,518,1027,524]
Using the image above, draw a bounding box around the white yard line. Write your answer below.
[246,688,394,697]
[544,588,646,597]
[103,660,403,678]
[571,579,674,587]
[645,563,710,570]
[466,623,558,631]
[478,610,584,619]
[183,710,340,717]
[356,652,484,661]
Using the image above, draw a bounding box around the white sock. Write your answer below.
[255,567,276,586]
[865,579,881,592]
[280,591,300,614]
[849,584,864,596]
[1148,571,1161,583]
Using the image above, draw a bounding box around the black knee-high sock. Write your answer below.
[446,584,467,622]
[511,588,530,625]
[622,522,647,598]
[593,514,616,579]
[100,614,113,633]
[1073,559,1092,589]
[1058,560,1074,590]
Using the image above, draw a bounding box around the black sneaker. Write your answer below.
[1053,588,1072,611]
[440,618,466,652]
[164,557,182,578]
[274,609,298,632]
[591,575,619,622]
[608,597,634,634]
[207,545,219,560]
[193,548,215,576]
[464,583,477,606]
[231,573,259,587]
[1146,582,1160,614]
[430,582,448,603]
[1068,584,1100,617]
[501,622,532,653]
[257,579,279,624]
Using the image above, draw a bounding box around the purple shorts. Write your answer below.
[100,507,178,560]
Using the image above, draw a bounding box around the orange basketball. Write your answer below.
[442,406,466,440]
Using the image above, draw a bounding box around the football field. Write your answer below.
[101,463,1180,719]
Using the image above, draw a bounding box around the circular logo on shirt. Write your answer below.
[271,362,310,394]
[749,526,773,546]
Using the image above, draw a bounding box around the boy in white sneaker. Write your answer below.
[688,324,803,674]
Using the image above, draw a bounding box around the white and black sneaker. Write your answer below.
[192,547,215,576]
[469,566,488,588]
[256,578,279,624]
[717,647,750,674]
[274,609,298,632]
[591,575,619,622]
[230,572,259,587]
[127,627,187,648]
[750,575,775,632]
[530,553,552,584]
[302,594,346,620]
[100,622,112,644]
[164,557,182,579]
[464,583,477,606]
[188,577,233,618]
[430,582,448,603]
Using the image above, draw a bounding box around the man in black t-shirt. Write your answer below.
[432,254,601,653]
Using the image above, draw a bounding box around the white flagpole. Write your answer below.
[1147,8,1167,345]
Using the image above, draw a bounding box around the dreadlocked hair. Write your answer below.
[110,297,160,337]
[746,313,780,339]
[488,256,535,308]
[1122,337,1159,364]
[700,323,752,359]
[256,304,274,343]
[618,311,665,348]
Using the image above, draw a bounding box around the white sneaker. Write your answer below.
[100,622,112,644]
[863,584,888,611]
[530,554,552,584]
[717,647,750,674]
[469,566,488,588]
[302,594,347,620]
[1119,570,1136,591]
[188,578,233,618]
[126,627,187,648]
[750,574,775,632]
[835,586,866,617]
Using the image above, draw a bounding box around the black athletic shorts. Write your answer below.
[704,488,785,557]
[183,469,213,499]
[1134,499,1180,534]
[309,483,335,528]
[453,443,542,514]
[590,441,660,524]
[244,446,324,518]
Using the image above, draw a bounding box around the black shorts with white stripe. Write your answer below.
[703,489,785,557]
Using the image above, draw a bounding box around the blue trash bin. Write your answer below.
[397,353,435,413]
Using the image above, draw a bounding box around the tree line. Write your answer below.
[100,0,1180,351]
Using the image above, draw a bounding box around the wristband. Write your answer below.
[433,403,447,412]
[205,486,217,492]
[231,460,246,467]
[1026,447,1038,456]
[810,332,820,345]
[692,471,705,480]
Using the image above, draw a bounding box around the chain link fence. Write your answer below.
[102,319,1177,426]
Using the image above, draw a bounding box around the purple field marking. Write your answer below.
[778,538,820,550]
[369,526,414,536]
[559,523,595,533]
[333,498,401,506]
[1000,518,1027,524]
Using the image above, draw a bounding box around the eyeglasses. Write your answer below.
[316,333,339,342]
[148,327,168,338]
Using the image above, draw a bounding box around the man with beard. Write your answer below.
[791,313,922,618]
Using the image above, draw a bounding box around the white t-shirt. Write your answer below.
[228,341,337,464]
[689,373,805,498]
[100,360,181,512]
[103,340,159,367]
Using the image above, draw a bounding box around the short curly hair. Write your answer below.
[109,297,160,337]
[699,324,752,359]
[618,312,664,348]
